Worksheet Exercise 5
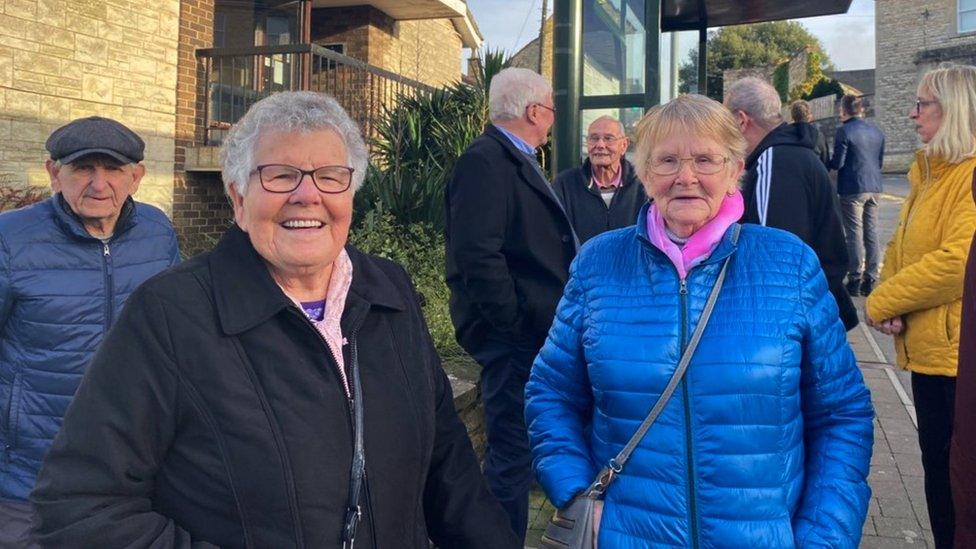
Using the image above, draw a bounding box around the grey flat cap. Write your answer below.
[45,116,145,164]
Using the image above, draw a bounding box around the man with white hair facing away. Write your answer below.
[445,67,577,543]
[725,77,857,331]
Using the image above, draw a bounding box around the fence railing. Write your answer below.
[196,44,437,145]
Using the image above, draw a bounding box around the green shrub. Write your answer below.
[349,210,467,364]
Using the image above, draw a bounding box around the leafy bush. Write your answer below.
[0,185,50,212]
[349,210,467,366]
[804,77,844,101]
[356,49,508,231]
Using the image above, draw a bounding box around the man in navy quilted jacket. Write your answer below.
[0,117,179,545]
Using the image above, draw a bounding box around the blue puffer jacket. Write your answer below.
[0,195,178,500]
[525,212,874,548]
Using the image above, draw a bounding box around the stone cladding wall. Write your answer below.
[0,0,181,212]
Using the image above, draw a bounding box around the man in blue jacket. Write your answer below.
[830,95,886,297]
[0,117,179,544]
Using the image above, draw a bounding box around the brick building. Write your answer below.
[0,0,481,252]
[876,0,976,171]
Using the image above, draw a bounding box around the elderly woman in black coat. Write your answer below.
[30,91,518,549]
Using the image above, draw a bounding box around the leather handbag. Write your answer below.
[540,226,739,549]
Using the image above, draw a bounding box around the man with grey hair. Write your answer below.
[0,116,178,545]
[445,67,576,542]
[725,77,857,330]
[554,115,646,243]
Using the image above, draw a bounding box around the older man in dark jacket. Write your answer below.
[0,117,178,546]
[445,67,576,542]
[830,94,886,297]
[726,77,858,331]
[553,115,646,244]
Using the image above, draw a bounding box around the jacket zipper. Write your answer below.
[295,310,375,548]
[102,241,114,330]
[678,278,700,549]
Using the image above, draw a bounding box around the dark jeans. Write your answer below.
[0,498,39,548]
[472,337,538,545]
[912,373,957,548]
[840,193,882,281]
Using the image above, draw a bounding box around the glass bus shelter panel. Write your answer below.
[582,0,646,97]
[578,107,645,163]
[659,30,701,102]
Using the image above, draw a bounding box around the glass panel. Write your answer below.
[582,0,646,96]
[579,107,645,162]
[961,10,976,32]
[659,30,700,100]
[961,0,976,10]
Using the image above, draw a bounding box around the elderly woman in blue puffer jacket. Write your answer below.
[525,94,874,548]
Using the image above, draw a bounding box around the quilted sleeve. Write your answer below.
[793,247,874,548]
[0,234,11,329]
[524,259,597,508]
[867,168,976,322]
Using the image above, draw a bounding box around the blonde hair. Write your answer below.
[633,94,747,181]
[919,64,976,164]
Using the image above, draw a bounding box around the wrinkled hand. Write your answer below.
[593,500,603,549]
[868,316,904,336]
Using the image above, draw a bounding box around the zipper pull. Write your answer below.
[103,242,110,257]
[679,279,688,295]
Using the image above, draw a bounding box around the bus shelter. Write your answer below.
[551,0,853,174]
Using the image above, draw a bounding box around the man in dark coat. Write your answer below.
[553,115,647,244]
[726,77,858,331]
[445,67,576,542]
[830,94,886,297]
[0,117,178,546]
[790,99,830,166]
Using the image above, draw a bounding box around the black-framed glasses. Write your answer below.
[252,164,354,194]
[915,99,938,115]
[649,154,730,176]
[586,134,624,145]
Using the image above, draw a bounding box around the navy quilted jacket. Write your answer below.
[525,209,874,548]
[0,195,178,500]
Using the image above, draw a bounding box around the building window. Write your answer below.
[214,14,228,47]
[961,0,976,33]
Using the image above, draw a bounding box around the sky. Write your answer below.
[466,0,876,71]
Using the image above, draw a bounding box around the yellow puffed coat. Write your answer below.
[866,151,976,376]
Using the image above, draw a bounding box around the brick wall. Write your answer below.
[0,0,181,212]
[172,0,231,255]
[876,0,976,172]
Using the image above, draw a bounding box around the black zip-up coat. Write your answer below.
[553,157,648,244]
[741,122,858,330]
[445,125,576,356]
[31,226,518,549]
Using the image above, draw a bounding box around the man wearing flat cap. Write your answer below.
[0,116,178,544]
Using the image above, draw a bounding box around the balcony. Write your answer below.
[187,43,436,171]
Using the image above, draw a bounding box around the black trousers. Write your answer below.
[912,372,957,549]
[471,337,538,545]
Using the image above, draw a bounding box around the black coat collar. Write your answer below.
[209,225,406,336]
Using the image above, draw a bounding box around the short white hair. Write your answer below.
[488,68,552,122]
[588,115,625,135]
[725,77,784,130]
[219,91,368,196]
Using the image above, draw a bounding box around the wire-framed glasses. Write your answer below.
[649,154,730,176]
[252,164,354,194]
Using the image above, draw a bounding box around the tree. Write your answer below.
[678,21,832,101]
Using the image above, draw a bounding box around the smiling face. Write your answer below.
[46,154,144,237]
[228,129,353,284]
[910,86,943,144]
[586,117,628,169]
[643,132,743,237]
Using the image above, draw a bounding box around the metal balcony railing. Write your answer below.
[196,44,437,145]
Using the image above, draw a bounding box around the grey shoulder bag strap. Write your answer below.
[540,224,741,549]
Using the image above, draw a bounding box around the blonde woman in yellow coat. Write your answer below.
[866,64,976,549]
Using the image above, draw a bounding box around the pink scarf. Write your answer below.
[645,191,744,279]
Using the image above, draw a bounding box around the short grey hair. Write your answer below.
[220,91,368,196]
[588,115,625,135]
[725,77,784,130]
[488,68,552,122]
